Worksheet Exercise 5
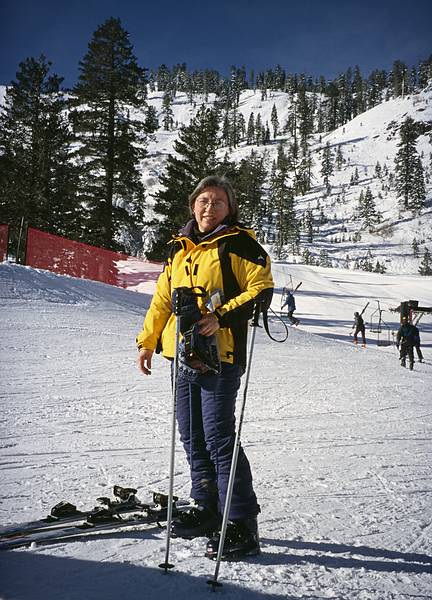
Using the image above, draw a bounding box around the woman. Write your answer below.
[136,175,273,559]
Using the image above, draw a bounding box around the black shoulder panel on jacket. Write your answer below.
[223,231,268,268]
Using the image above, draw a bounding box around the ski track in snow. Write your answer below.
[0,262,432,600]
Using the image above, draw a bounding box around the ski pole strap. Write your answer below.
[262,306,288,342]
[251,288,288,343]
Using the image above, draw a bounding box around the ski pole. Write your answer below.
[207,302,261,590]
[159,290,182,572]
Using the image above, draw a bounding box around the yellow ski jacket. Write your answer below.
[136,221,274,369]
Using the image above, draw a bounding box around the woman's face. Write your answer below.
[192,186,230,233]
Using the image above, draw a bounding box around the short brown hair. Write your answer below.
[188,175,239,221]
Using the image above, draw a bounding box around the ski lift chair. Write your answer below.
[370,301,392,346]
[376,324,392,346]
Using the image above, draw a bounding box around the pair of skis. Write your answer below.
[0,486,187,551]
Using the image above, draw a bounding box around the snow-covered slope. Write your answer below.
[139,86,432,274]
[1,262,431,599]
[1,82,432,273]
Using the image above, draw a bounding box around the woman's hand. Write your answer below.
[197,312,220,336]
[137,348,154,375]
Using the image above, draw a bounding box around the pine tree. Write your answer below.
[350,167,359,186]
[143,105,159,133]
[374,260,386,274]
[335,145,344,170]
[156,64,171,91]
[318,249,332,267]
[296,148,313,195]
[302,247,314,265]
[394,117,425,212]
[271,104,279,138]
[352,65,365,116]
[321,142,333,195]
[255,113,263,145]
[222,111,230,147]
[391,60,408,97]
[264,122,271,144]
[304,207,314,243]
[162,91,174,131]
[410,155,426,212]
[71,18,147,251]
[0,55,80,256]
[237,112,246,142]
[270,145,298,257]
[412,237,420,258]
[297,81,314,146]
[151,106,220,258]
[357,187,382,228]
[227,107,243,148]
[236,150,267,230]
[246,113,255,145]
[418,248,432,275]
[319,207,327,225]
[418,55,432,88]
[359,250,374,272]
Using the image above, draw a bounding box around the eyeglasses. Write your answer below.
[195,198,228,209]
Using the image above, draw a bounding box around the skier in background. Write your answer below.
[412,323,424,363]
[351,311,366,347]
[281,290,299,325]
[396,317,417,370]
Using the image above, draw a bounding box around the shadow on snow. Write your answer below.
[260,537,432,575]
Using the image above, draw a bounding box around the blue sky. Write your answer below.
[1,0,432,87]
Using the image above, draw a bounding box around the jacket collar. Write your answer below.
[177,219,238,243]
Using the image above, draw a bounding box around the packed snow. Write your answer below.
[1,261,431,600]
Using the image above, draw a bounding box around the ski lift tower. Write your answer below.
[394,300,432,324]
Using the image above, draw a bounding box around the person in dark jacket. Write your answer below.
[351,311,366,347]
[281,290,299,325]
[136,175,273,560]
[396,317,417,370]
[412,324,424,363]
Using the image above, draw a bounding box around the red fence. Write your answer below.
[0,224,8,262]
[25,227,162,290]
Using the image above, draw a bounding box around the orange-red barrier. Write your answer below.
[0,224,8,262]
[25,227,162,290]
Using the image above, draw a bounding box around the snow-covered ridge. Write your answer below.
[2,84,432,273]
[139,86,432,274]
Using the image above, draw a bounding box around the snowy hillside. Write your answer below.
[1,262,431,599]
[138,86,432,274]
[1,81,432,273]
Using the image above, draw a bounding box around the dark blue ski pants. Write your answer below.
[176,362,259,520]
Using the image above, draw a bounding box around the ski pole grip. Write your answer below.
[251,302,262,328]
[172,287,185,316]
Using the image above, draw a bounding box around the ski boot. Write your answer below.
[401,359,406,368]
[171,504,221,539]
[409,363,414,371]
[205,517,260,561]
